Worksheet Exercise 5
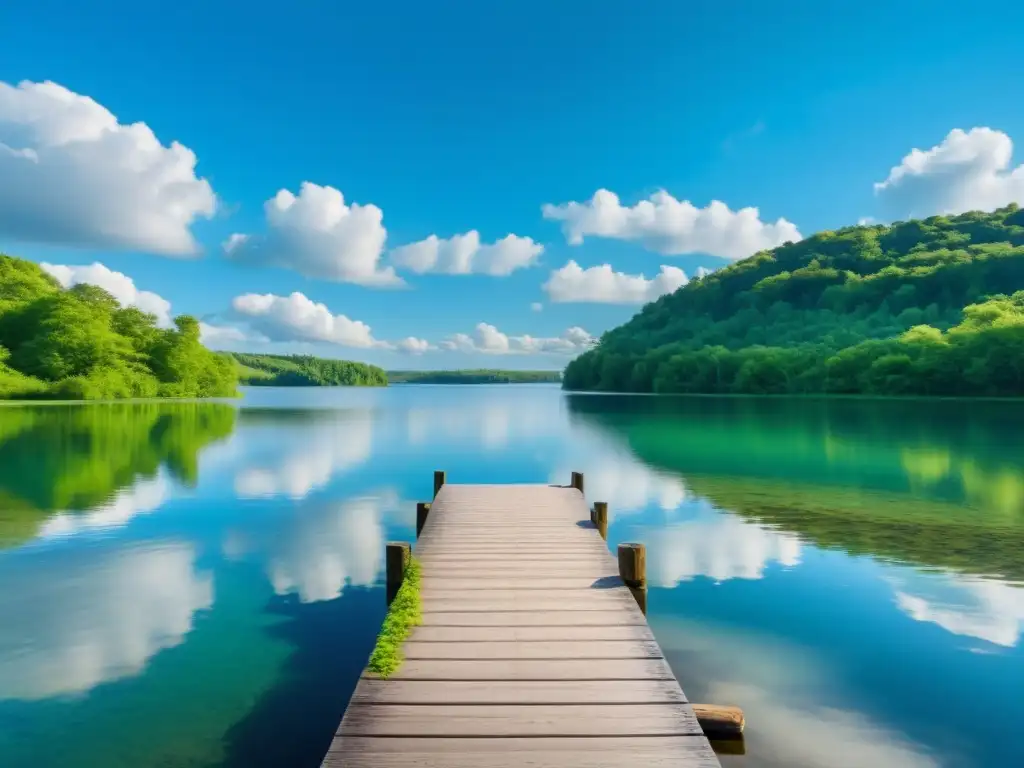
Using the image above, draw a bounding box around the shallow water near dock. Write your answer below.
[0,385,1022,768]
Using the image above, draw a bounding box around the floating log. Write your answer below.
[433,470,446,498]
[385,541,411,605]
[692,703,745,740]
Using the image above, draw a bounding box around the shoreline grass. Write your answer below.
[367,557,422,678]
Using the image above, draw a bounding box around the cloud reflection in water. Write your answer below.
[0,542,212,700]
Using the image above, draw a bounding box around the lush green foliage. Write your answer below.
[367,558,422,678]
[0,402,236,547]
[564,205,1024,396]
[0,255,238,399]
[389,369,561,384]
[233,352,388,387]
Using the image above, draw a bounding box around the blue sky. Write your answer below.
[2,0,1024,369]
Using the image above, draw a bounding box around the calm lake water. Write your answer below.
[1,385,1022,768]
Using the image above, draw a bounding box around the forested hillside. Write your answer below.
[564,205,1024,396]
[233,353,388,386]
[0,255,237,399]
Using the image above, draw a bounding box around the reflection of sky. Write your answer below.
[0,541,212,700]
[232,410,375,499]
[654,619,941,768]
[643,504,802,587]
[35,473,172,539]
[889,571,1024,648]
[222,489,411,603]
[1,387,1023,768]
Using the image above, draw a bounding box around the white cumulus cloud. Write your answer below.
[873,127,1024,218]
[542,188,801,259]
[530,302,543,312]
[0,80,215,255]
[440,323,594,355]
[231,291,385,349]
[199,322,266,349]
[224,182,401,286]
[543,260,689,304]
[41,261,173,326]
[390,231,542,276]
[396,336,432,354]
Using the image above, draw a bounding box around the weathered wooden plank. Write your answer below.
[417,542,606,549]
[324,737,716,768]
[409,624,655,642]
[340,703,701,737]
[421,597,638,614]
[323,736,719,768]
[418,610,647,626]
[421,578,625,590]
[381,658,676,680]
[350,677,685,705]
[403,640,662,659]
[421,587,636,601]
[418,563,616,572]
[417,553,611,562]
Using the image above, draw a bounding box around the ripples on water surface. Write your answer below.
[0,386,1021,768]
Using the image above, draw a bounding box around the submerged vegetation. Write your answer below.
[367,558,422,678]
[232,352,387,387]
[0,255,237,399]
[389,369,561,384]
[564,205,1024,396]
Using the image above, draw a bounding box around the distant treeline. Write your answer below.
[564,205,1024,397]
[388,369,562,384]
[233,353,388,387]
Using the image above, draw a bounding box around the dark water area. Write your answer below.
[0,386,1022,768]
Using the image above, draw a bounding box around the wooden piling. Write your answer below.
[570,471,585,496]
[433,470,446,498]
[416,502,431,538]
[593,500,608,540]
[618,542,647,615]
[385,541,411,605]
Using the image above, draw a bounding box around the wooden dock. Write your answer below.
[321,474,723,768]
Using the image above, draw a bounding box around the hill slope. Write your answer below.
[0,255,237,400]
[563,205,1024,396]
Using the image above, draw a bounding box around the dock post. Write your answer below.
[385,541,411,605]
[433,470,446,498]
[618,542,647,615]
[592,501,608,540]
[570,471,585,496]
[416,501,431,538]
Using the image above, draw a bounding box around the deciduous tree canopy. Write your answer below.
[0,255,237,399]
[563,205,1024,396]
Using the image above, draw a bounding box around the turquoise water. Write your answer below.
[0,385,1022,767]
